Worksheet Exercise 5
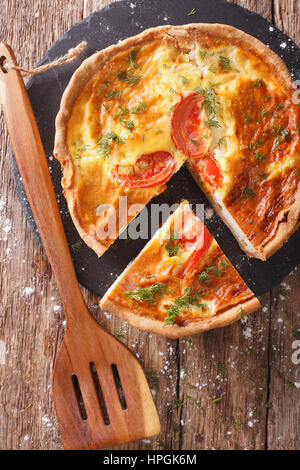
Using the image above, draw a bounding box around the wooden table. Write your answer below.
[0,0,299,451]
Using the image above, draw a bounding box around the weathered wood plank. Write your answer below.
[0,0,85,450]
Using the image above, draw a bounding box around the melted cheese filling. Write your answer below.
[67,41,284,197]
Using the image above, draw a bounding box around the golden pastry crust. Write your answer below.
[54,23,299,259]
[100,201,260,338]
[100,296,260,339]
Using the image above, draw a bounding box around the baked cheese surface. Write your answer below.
[65,37,300,252]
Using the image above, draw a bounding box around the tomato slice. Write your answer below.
[191,155,222,188]
[174,208,203,250]
[113,151,176,188]
[175,208,212,279]
[171,93,212,157]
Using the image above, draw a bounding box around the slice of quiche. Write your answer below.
[54,24,300,260]
[100,201,260,338]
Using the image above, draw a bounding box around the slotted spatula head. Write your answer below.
[53,311,160,450]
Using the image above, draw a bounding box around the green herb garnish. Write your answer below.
[198,271,210,284]
[113,105,129,119]
[205,118,221,128]
[119,117,135,131]
[273,128,289,149]
[194,86,217,116]
[165,230,179,257]
[212,397,223,403]
[189,137,203,148]
[255,151,265,162]
[284,380,295,387]
[199,260,228,284]
[128,48,139,67]
[293,166,300,179]
[244,188,254,198]
[148,369,159,386]
[219,56,231,72]
[103,103,110,114]
[97,131,124,158]
[187,8,197,16]
[125,282,168,306]
[253,79,264,88]
[131,101,146,114]
[105,89,122,100]
[218,137,227,147]
[164,287,207,326]
[115,327,125,339]
[181,75,190,85]
[117,70,143,86]
[71,240,82,253]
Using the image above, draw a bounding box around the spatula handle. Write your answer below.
[0,43,86,321]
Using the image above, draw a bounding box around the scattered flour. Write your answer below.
[205,207,214,220]
[0,340,6,365]
[22,287,35,296]
[242,327,252,339]
[42,414,53,428]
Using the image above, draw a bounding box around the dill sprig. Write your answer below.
[124,282,168,306]
[131,101,146,114]
[118,117,135,131]
[193,86,218,117]
[97,132,124,158]
[118,70,143,86]
[273,127,289,149]
[128,48,139,67]
[198,260,228,285]
[71,240,82,253]
[199,50,207,61]
[205,118,221,128]
[113,106,129,119]
[181,75,190,85]
[219,55,232,72]
[164,287,207,326]
[105,89,122,100]
[165,230,179,257]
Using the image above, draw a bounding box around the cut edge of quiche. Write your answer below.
[54,23,300,260]
[100,200,260,338]
[188,161,300,260]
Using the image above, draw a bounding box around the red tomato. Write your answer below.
[113,151,176,188]
[174,207,203,250]
[175,208,212,279]
[191,155,222,188]
[171,93,212,157]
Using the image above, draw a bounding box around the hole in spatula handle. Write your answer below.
[0,56,8,74]
[111,364,127,410]
[89,361,110,425]
[71,374,87,420]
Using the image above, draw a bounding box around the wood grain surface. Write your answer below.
[0,0,299,450]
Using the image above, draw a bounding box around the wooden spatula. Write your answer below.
[0,43,160,450]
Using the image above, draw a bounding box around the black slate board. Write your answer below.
[12,0,300,297]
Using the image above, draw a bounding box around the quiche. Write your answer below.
[100,201,260,338]
[54,24,300,259]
